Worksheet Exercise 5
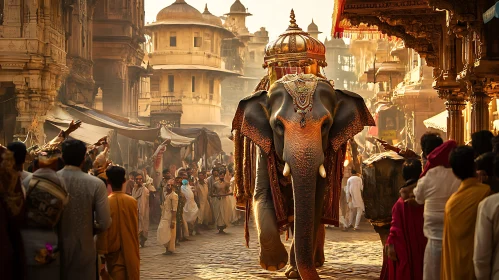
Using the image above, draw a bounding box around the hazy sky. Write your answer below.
[145,0,335,42]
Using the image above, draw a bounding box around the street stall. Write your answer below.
[170,127,223,168]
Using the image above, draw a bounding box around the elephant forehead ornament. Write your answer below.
[276,73,327,127]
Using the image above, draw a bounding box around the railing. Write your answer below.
[150,95,183,114]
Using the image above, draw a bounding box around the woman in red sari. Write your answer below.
[385,158,427,280]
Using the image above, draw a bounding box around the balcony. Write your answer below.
[150,95,183,114]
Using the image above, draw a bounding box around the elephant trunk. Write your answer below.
[288,148,323,280]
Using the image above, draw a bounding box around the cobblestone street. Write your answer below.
[140,221,382,279]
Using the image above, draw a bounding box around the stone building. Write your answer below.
[0,0,146,145]
[92,0,147,119]
[220,1,269,130]
[335,0,499,144]
[0,0,69,144]
[143,0,238,131]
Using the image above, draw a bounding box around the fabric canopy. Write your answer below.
[66,105,160,142]
[424,111,447,132]
[45,105,113,144]
[47,122,112,145]
[159,127,194,148]
[171,127,222,160]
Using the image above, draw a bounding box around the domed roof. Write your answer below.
[264,10,326,69]
[308,19,319,32]
[230,0,246,13]
[202,4,222,27]
[156,0,204,22]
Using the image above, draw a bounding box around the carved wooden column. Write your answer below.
[470,91,491,133]
[444,93,467,145]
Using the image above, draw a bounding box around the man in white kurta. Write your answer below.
[413,165,460,280]
[181,179,199,228]
[346,170,364,230]
[132,171,150,247]
[157,179,178,255]
[474,193,499,280]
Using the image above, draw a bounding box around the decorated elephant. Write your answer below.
[232,73,375,279]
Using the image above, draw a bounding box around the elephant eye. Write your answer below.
[275,120,284,134]
[321,121,330,131]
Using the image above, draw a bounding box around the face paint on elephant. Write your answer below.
[235,74,375,279]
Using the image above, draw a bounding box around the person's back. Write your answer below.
[474,193,499,280]
[97,192,140,279]
[97,166,139,279]
[441,146,491,280]
[415,166,461,240]
[347,175,363,206]
[443,178,490,280]
[22,163,68,280]
[57,140,111,280]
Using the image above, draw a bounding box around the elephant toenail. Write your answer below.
[278,262,286,269]
[267,266,277,271]
[259,261,267,270]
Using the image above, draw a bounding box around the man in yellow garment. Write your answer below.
[441,146,491,280]
[97,166,140,280]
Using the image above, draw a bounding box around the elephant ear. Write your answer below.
[232,90,273,154]
[329,89,376,152]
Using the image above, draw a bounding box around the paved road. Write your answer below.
[140,221,382,279]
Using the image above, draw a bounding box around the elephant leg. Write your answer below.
[285,231,300,279]
[254,148,288,271]
[314,224,326,268]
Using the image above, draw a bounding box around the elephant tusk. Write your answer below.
[283,162,291,177]
[319,164,327,178]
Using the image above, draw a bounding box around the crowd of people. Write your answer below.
[128,161,242,255]
[0,134,242,280]
[382,131,499,280]
[3,126,499,280]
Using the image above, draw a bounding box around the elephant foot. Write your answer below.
[314,247,325,268]
[285,265,300,279]
[259,244,288,271]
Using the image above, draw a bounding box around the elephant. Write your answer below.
[232,73,375,279]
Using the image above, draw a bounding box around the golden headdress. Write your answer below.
[263,9,327,84]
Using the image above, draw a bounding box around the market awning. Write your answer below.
[66,105,160,142]
[46,122,112,145]
[424,111,447,132]
[45,105,113,144]
[160,127,194,148]
[171,127,222,160]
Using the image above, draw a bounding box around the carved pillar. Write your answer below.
[445,95,467,145]
[470,92,491,133]
[13,90,29,141]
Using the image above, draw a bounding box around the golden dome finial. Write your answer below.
[288,9,299,30]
